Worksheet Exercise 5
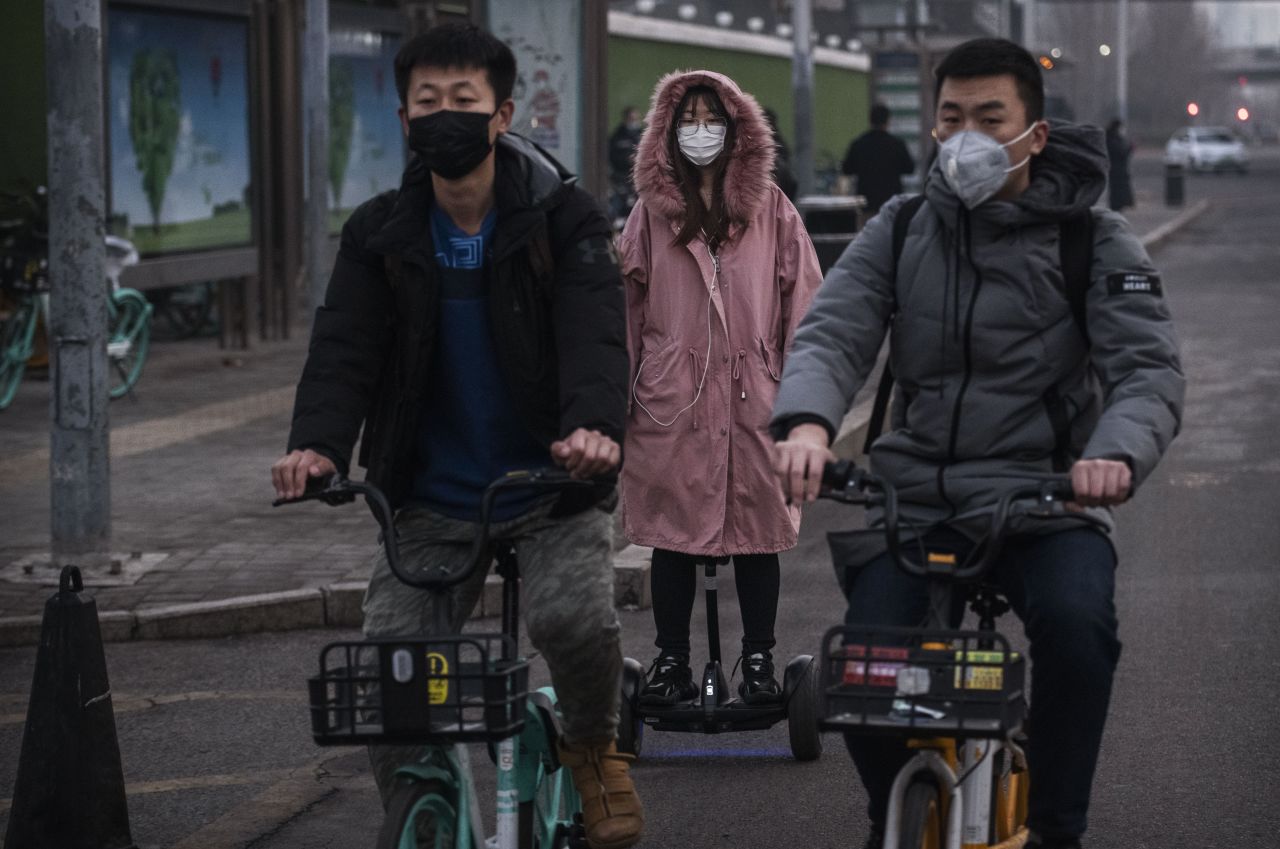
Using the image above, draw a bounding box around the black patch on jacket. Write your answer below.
[1107,272,1162,297]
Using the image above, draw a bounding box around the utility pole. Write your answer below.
[45,0,111,571]
[791,0,815,197]
[1117,0,1129,125]
[303,0,330,314]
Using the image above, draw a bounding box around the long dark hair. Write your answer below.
[669,86,735,249]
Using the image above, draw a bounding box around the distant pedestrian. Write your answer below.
[840,103,915,216]
[1106,118,1135,211]
[609,106,643,180]
[619,70,822,708]
[763,107,799,200]
[608,106,644,223]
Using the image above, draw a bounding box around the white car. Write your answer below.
[1164,126,1249,173]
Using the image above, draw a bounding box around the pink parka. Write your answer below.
[618,70,823,557]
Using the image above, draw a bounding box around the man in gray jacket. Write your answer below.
[771,39,1183,849]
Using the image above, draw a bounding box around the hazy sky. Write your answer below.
[1202,1,1280,47]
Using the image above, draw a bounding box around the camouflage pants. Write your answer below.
[362,496,622,802]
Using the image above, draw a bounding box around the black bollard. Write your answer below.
[1164,162,1185,207]
[4,566,136,849]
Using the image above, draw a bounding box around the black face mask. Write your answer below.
[406,110,495,180]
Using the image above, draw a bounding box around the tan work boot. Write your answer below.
[556,737,643,849]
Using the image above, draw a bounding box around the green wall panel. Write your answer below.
[607,35,869,187]
[0,0,47,189]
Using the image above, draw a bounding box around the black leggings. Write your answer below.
[649,548,780,657]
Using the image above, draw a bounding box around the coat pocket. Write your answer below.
[631,342,702,427]
[757,336,783,381]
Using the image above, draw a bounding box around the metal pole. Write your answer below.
[1024,0,1036,49]
[791,0,815,197]
[1117,0,1129,126]
[1001,0,1013,40]
[303,0,330,314]
[45,0,111,571]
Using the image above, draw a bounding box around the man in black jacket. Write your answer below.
[840,102,916,216]
[270,24,641,849]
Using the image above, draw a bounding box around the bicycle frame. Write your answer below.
[278,469,595,849]
[818,462,1090,849]
[0,232,150,408]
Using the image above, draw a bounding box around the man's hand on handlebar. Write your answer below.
[1069,458,1131,508]
[271,449,338,501]
[551,428,620,479]
[774,423,836,504]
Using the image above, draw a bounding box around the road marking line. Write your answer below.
[169,753,365,849]
[0,689,301,726]
[0,767,300,814]
[0,385,296,483]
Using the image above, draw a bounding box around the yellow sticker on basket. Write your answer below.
[426,651,450,705]
[953,650,1011,691]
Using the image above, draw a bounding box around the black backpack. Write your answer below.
[862,195,1095,454]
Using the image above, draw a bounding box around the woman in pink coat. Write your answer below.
[618,70,822,705]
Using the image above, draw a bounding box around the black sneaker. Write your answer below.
[640,653,697,705]
[737,651,782,704]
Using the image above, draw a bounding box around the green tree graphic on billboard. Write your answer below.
[128,49,181,233]
[329,60,355,208]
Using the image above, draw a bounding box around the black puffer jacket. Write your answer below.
[287,133,628,513]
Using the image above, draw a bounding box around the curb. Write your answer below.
[0,551,653,648]
[1139,198,1211,252]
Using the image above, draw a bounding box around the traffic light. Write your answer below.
[1237,107,1250,122]
[1187,102,1200,117]
[1037,55,1054,70]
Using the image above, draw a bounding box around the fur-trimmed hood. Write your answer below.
[631,70,776,225]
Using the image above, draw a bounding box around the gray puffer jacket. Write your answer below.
[772,122,1184,534]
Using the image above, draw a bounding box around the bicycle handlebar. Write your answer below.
[272,468,597,591]
[819,460,1086,581]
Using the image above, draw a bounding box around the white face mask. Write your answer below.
[937,121,1039,208]
[677,123,727,167]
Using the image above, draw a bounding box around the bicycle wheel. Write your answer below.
[0,294,38,409]
[898,775,943,849]
[107,288,151,399]
[786,656,823,762]
[377,778,457,849]
[159,281,215,338]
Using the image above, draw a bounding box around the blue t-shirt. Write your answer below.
[410,205,547,520]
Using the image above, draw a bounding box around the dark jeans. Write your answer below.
[843,527,1120,842]
[650,548,780,657]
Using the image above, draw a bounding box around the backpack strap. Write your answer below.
[1044,210,1096,470]
[863,194,926,455]
[1058,209,1095,344]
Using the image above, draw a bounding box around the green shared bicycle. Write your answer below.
[0,188,151,409]
[276,469,593,849]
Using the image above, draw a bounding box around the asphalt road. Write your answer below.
[2,151,1279,848]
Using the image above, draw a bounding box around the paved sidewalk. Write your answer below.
[0,165,1207,647]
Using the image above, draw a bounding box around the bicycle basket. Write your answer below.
[308,633,529,745]
[0,250,48,293]
[819,625,1026,739]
